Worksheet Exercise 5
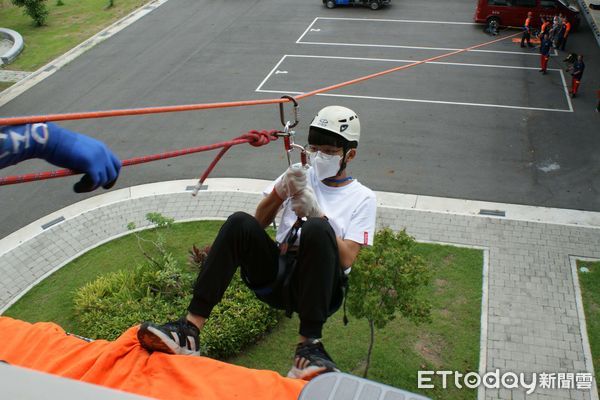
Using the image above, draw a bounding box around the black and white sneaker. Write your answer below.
[138,318,200,356]
[287,339,340,380]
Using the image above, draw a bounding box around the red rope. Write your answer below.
[0,130,279,186]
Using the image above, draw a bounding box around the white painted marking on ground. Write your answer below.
[297,17,541,56]
[537,161,561,172]
[254,55,288,92]
[316,17,479,25]
[256,54,571,112]
[275,70,288,74]
[310,29,321,32]
[256,89,572,113]
[297,40,547,56]
[282,54,561,71]
[296,17,319,44]
[560,68,574,112]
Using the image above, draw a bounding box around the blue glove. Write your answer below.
[0,122,121,192]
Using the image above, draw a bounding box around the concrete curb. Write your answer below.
[0,28,24,65]
[577,0,600,47]
[1,178,599,260]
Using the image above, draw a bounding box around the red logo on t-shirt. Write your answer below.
[363,232,368,245]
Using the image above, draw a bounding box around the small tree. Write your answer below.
[127,212,174,267]
[347,228,431,378]
[11,0,49,26]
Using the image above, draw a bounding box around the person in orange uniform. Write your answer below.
[539,33,552,75]
[568,55,585,98]
[539,17,551,37]
[559,19,571,51]
[521,12,534,48]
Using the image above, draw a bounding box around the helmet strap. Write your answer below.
[336,144,350,177]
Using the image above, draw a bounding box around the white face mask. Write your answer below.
[309,151,342,181]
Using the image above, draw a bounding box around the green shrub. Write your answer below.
[74,214,281,358]
[11,0,49,26]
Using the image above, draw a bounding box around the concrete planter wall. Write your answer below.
[0,28,24,65]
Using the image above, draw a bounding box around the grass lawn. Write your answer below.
[0,0,150,71]
[4,220,225,332]
[230,244,483,400]
[0,81,14,92]
[577,260,599,390]
[4,221,484,400]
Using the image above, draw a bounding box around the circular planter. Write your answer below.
[0,28,24,65]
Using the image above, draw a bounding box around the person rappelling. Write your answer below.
[137,105,377,380]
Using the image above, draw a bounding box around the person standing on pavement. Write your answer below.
[539,33,552,75]
[567,55,585,98]
[551,13,563,48]
[539,17,550,37]
[521,11,534,48]
[559,19,571,51]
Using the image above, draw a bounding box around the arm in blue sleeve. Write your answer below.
[0,123,121,192]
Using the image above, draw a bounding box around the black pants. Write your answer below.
[559,35,568,51]
[520,31,531,47]
[188,212,344,338]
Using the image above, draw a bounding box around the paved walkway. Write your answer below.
[578,0,600,47]
[0,179,598,400]
[0,70,31,82]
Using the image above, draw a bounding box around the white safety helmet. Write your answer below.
[309,106,360,145]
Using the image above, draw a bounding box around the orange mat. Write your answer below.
[511,38,541,44]
[0,317,305,400]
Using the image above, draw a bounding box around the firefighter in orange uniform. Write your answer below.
[521,11,534,48]
[558,19,571,51]
[568,55,585,98]
[539,17,550,37]
[539,33,552,75]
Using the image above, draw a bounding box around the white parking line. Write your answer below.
[256,55,572,113]
[297,17,557,57]
[277,53,563,71]
[560,69,575,112]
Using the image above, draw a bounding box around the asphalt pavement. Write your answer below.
[0,0,598,239]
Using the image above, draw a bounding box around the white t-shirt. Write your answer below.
[264,166,377,250]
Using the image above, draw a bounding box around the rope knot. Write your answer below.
[243,130,279,147]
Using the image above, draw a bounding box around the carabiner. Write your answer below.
[279,95,299,129]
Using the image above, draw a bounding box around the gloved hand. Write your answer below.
[274,163,307,200]
[291,186,323,218]
[41,123,121,193]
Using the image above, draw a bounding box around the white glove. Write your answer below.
[274,163,307,200]
[291,186,323,218]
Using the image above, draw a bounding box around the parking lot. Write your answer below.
[0,0,598,238]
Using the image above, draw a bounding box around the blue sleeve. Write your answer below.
[0,123,121,192]
[0,123,52,169]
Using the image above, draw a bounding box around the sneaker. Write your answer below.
[287,339,340,380]
[137,318,200,356]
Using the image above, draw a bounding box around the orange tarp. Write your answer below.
[0,317,305,400]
